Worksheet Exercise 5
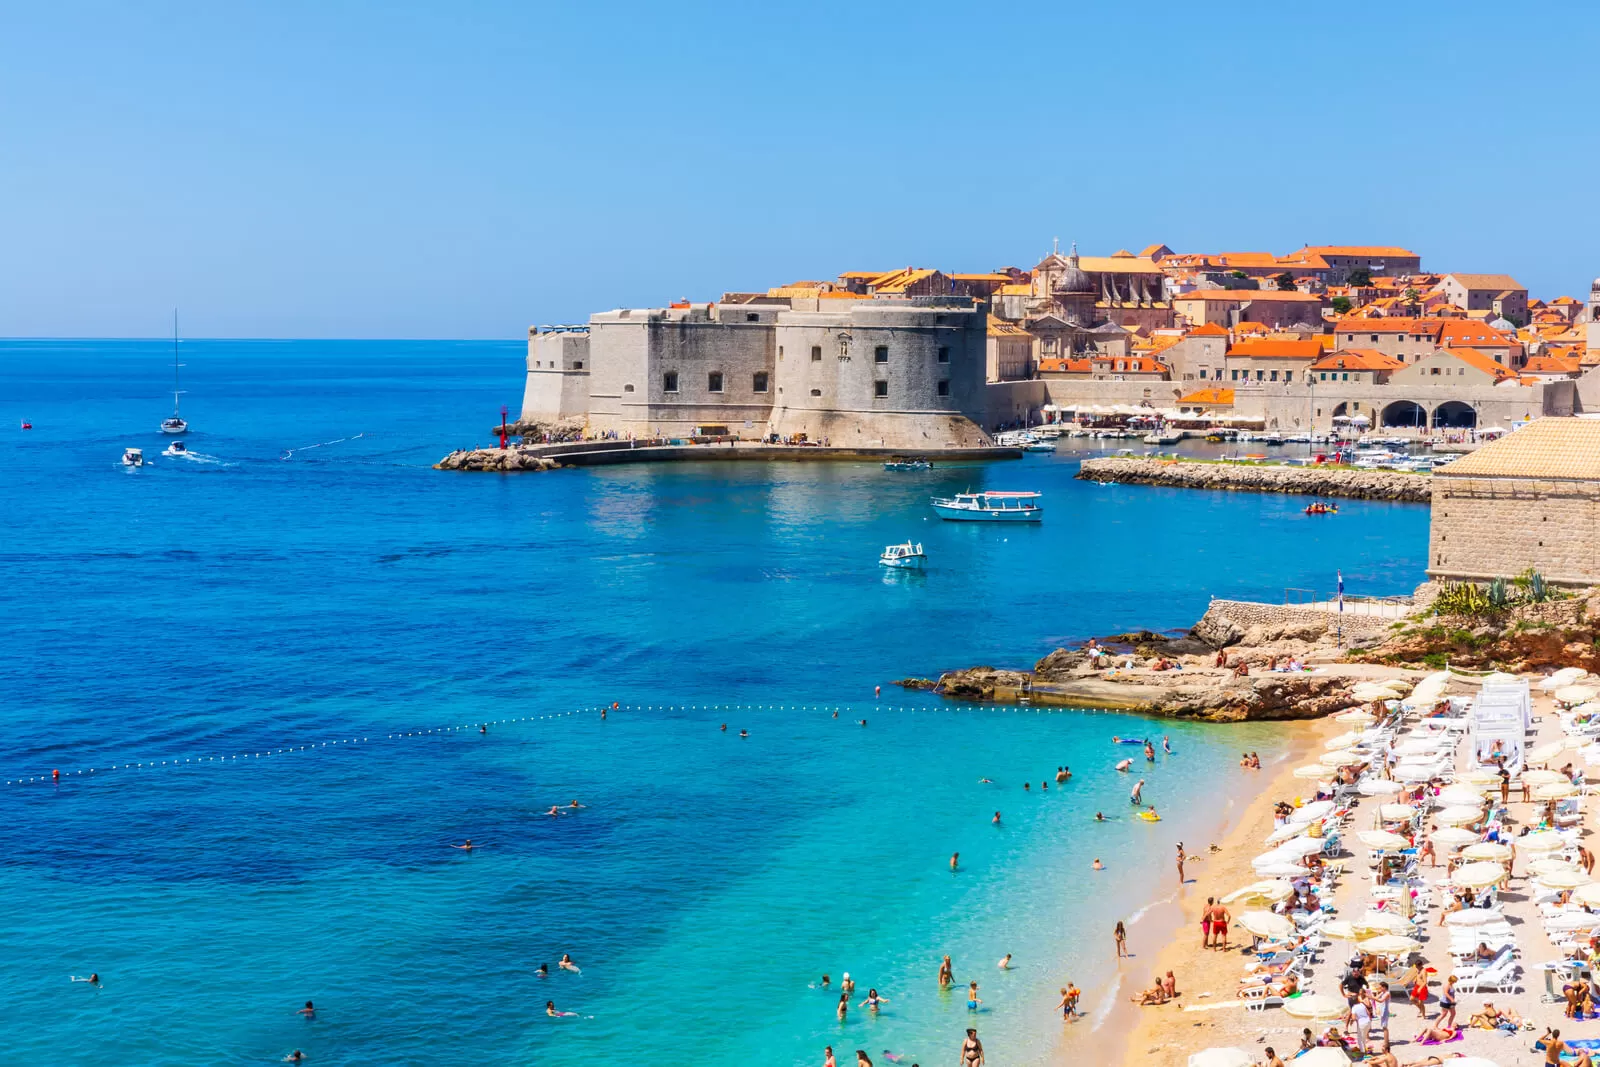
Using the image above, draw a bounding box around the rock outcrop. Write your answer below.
[1353,587,1600,673]
[495,417,584,442]
[1077,457,1432,502]
[435,449,562,473]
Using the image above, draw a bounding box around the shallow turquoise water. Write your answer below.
[0,340,1429,1064]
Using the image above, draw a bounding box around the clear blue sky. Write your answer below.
[2,1,1594,339]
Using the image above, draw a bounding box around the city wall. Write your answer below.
[1429,475,1600,586]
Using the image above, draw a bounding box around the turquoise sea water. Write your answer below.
[0,340,1429,1065]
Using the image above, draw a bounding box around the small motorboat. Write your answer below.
[1023,440,1056,452]
[931,490,1043,522]
[122,447,145,468]
[163,440,188,458]
[879,542,926,569]
[884,457,931,472]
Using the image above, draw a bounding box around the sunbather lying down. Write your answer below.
[1411,1025,1460,1044]
[1467,1002,1523,1030]
[1360,1054,1446,1067]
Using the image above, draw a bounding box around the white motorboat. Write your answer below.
[163,440,188,458]
[931,490,1043,522]
[1023,439,1056,452]
[879,542,926,569]
[1142,431,1181,445]
[884,457,931,471]
[161,310,188,434]
[122,447,145,468]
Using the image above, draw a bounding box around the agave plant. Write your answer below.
[1488,578,1509,610]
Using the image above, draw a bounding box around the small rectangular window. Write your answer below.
[708,372,723,393]
[778,346,784,359]
[746,312,759,322]
[752,372,769,393]
[809,388,821,397]
[937,346,950,364]
[874,380,888,397]
[811,346,822,362]
[663,371,678,392]
[937,379,950,397]
[874,346,889,364]
[1270,370,1278,381]
[1199,369,1208,379]
[573,361,583,369]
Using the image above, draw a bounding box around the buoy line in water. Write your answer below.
[6,700,1115,787]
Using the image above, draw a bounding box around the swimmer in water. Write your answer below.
[1144,741,1155,762]
[992,811,1001,824]
[720,723,728,731]
[480,724,487,734]
[1115,759,1132,772]
[568,799,585,809]
[1130,779,1144,804]
[950,852,959,871]
[547,806,564,817]
[861,988,887,1012]
[450,839,478,850]
[546,1000,578,1017]
[1093,858,1104,870]
[284,1052,305,1064]
[1023,782,1030,792]
[821,974,831,990]
[537,964,549,977]
[559,954,580,972]
[857,719,867,727]
[70,973,101,985]
[297,1001,315,1018]
[1162,736,1172,753]
[1041,781,1048,791]
[978,777,992,784]
[739,729,748,738]
[1095,812,1105,821]
[997,954,1011,970]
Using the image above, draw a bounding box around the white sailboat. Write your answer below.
[161,310,188,434]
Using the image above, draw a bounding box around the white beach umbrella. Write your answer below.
[1257,862,1312,877]
[1521,768,1569,786]
[1325,731,1365,749]
[1292,764,1331,780]
[1573,701,1600,716]
[1541,668,1588,691]
[1435,787,1487,806]
[1189,1050,1253,1067]
[1379,803,1418,821]
[1444,908,1502,927]
[1293,1050,1354,1067]
[1335,709,1378,724]
[1458,769,1502,786]
[1267,823,1310,844]
[1530,741,1577,764]
[1394,763,1440,782]
[1434,805,1485,826]
[1319,749,1364,767]
[1318,920,1361,941]
[1452,861,1508,888]
[1252,849,1293,868]
[1359,934,1423,955]
[1461,842,1514,862]
[1482,672,1519,685]
[1571,883,1600,907]
[1535,781,1580,800]
[1518,831,1569,854]
[1430,827,1482,848]
[1537,869,1594,890]
[1352,682,1399,702]
[1556,685,1598,704]
[1282,993,1351,1020]
[1279,837,1329,858]
[1531,858,1581,877]
[1352,911,1416,934]
[1236,911,1295,940]
[1358,779,1403,795]
[1290,800,1335,823]
[1547,912,1600,932]
[1358,830,1411,850]
[1221,880,1294,905]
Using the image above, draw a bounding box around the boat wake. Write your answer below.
[166,450,233,467]
[281,432,366,460]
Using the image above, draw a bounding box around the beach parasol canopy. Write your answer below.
[1434,806,1485,826]
[1189,1050,1253,1067]
[1457,769,1502,786]
[1352,911,1416,934]
[1452,861,1508,887]
[1531,858,1581,877]
[1461,842,1513,862]
[1572,883,1600,908]
[1293,1051,1355,1067]
[1221,880,1293,905]
[1319,749,1364,767]
[1518,831,1569,853]
[1556,685,1598,704]
[1325,731,1366,750]
[1236,911,1295,939]
[1267,823,1311,844]
[1318,920,1360,941]
[1290,800,1335,823]
[1541,668,1589,691]
[1536,869,1593,890]
[1257,862,1312,877]
[1278,837,1329,858]
[1292,764,1331,780]
[1283,993,1351,1020]
[1335,709,1378,724]
[1352,682,1401,702]
[1435,787,1488,806]
[1430,827,1482,847]
[1358,934,1423,955]
[1379,803,1418,821]
[1529,741,1579,764]
[1535,782,1579,800]
[1358,830,1411,850]
[1482,672,1519,685]
[1547,912,1600,932]
[1521,768,1568,786]
[1573,701,1600,716]
[1358,779,1403,795]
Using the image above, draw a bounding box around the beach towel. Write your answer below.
[1419,1031,1465,1045]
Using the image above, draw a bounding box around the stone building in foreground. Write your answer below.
[1429,418,1600,586]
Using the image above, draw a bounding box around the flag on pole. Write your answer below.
[1337,570,1344,614]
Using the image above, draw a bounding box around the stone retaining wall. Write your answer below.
[1197,598,1398,644]
[1077,457,1432,502]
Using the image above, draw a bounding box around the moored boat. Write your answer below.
[879,541,926,568]
[884,457,931,471]
[122,447,144,468]
[930,490,1042,522]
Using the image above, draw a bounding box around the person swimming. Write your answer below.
[978,777,992,783]
[547,806,564,817]
[297,1001,315,1018]
[997,954,1011,969]
[537,963,549,977]
[739,729,748,738]
[559,953,580,972]
[950,852,959,871]
[861,988,888,1012]
[1095,812,1105,821]
[720,723,727,731]
[284,1052,305,1064]
[1143,741,1155,762]
[450,839,478,850]
[1092,858,1104,870]
[992,811,1001,824]
[568,799,585,809]
[70,973,101,985]
[546,1000,578,1017]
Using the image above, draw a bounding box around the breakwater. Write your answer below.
[1077,457,1432,502]
[437,440,1023,471]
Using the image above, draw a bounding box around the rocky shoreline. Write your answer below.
[435,448,561,472]
[1076,457,1432,502]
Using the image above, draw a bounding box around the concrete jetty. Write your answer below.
[436,439,1023,471]
[1076,456,1431,501]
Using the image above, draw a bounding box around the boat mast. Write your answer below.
[172,308,181,417]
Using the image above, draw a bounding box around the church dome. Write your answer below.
[1489,317,1515,331]
[1056,243,1094,294]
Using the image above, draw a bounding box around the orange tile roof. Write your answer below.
[1178,387,1234,405]
[1437,320,1515,347]
[838,271,890,279]
[1037,357,1093,373]
[1332,317,1443,335]
[952,273,1013,282]
[1309,349,1404,372]
[1523,354,1582,374]
[1188,323,1230,336]
[1437,346,1516,381]
[1227,339,1324,360]
[1175,289,1322,302]
[1090,354,1168,374]
[1440,273,1526,292]
[1551,295,1581,305]
[1298,246,1419,258]
[986,315,1031,338]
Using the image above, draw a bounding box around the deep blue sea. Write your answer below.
[0,339,1429,1065]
